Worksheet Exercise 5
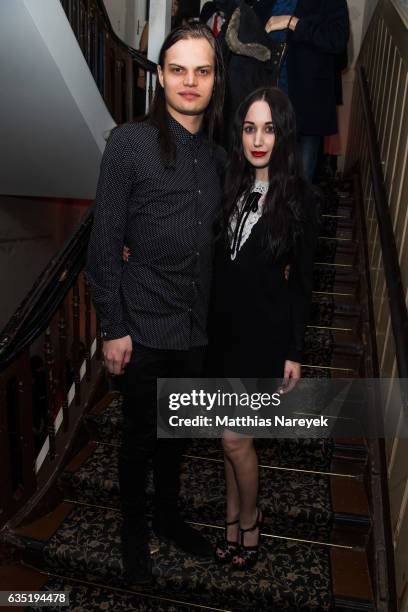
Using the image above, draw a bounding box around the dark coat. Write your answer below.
[219,1,282,143]
[209,184,320,376]
[254,0,350,135]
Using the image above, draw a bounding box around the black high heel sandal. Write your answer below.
[215,518,240,564]
[231,508,263,570]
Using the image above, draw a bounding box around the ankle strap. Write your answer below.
[240,509,262,533]
[225,518,239,527]
[240,522,258,534]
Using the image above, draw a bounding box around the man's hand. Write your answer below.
[103,335,132,375]
[279,360,301,394]
[265,15,299,33]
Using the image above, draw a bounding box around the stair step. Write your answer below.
[312,265,360,297]
[0,564,204,612]
[12,502,373,612]
[304,327,363,354]
[320,216,355,241]
[85,396,369,471]
[309,299,362,330]
[316,240,357,267]
[59,442,370,543]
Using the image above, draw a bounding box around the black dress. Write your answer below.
[209,181,318,379]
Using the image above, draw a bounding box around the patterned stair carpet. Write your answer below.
[13,175,374,611]
[27,576,207,612]
[60,440,335,541]
[22,503,332,611]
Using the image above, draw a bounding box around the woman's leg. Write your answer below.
[215,435,241,561]
[222,430,259,547]
[224,451,240,539]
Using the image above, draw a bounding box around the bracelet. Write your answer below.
[287,15,294,30]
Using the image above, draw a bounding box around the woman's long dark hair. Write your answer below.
[224,87,307,257]
[149,22,225,166]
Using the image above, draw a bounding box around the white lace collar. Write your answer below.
[252,180,269,194]
[229,182,269,260]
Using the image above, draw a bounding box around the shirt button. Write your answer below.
[188,307,192,313]
[198,189,201,195]
[198,220,202,225]
[194,159,198,164]
[196,251,200,257]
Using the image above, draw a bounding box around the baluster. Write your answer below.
[44,328,57,461]
[126,58,134,121]
[72,282,82,406]
[75,0,80,39]
[96,317,103,362]
[58,302,70,432]
[96,11,104,93]
[0,376,13,519]
[104,33,111,108]
[84,274,92,382]
[80,0,87,57]
[87,2,93,70]
[148,71,154,109]
[71,0,77,38]
[17,351,36,492]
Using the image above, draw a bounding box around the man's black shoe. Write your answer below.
[152,514,213,558]
[121,526,153,585]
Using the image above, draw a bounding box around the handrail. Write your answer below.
[91,0,156,72]
[0,207,94,373]
[60,0,157,122]
[0,0,161,531]
[358,66,408,380]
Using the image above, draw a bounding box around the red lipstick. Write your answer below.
[251,151,267,158]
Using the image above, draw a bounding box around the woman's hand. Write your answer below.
[265,15,299,33]
[123,246,131,262]
[279,360,301,394]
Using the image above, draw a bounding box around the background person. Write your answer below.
[254,0,349,182]
[200,0,227,35]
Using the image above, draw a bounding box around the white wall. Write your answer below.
[103,0,126,40]
[104,0,147,48]
[0,0,115,199]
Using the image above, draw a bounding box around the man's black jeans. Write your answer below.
[118,344,205,536]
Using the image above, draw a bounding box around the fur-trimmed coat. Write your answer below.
[219,0,282,143]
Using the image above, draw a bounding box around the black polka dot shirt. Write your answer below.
[85,115,224,350]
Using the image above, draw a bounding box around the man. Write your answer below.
[86,23,225,584]
[254,0,349,181]
[199,1,227,35]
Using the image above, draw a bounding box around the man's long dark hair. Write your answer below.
[149,22,225,166]
[224,87,307,257]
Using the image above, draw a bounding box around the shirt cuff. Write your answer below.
[286,346,303,364]
[101,322,129,341]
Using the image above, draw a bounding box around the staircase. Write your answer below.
[3,175,376,611]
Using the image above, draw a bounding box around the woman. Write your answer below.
[211,87,318,569]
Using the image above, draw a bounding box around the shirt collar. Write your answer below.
[167,113,203,145]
